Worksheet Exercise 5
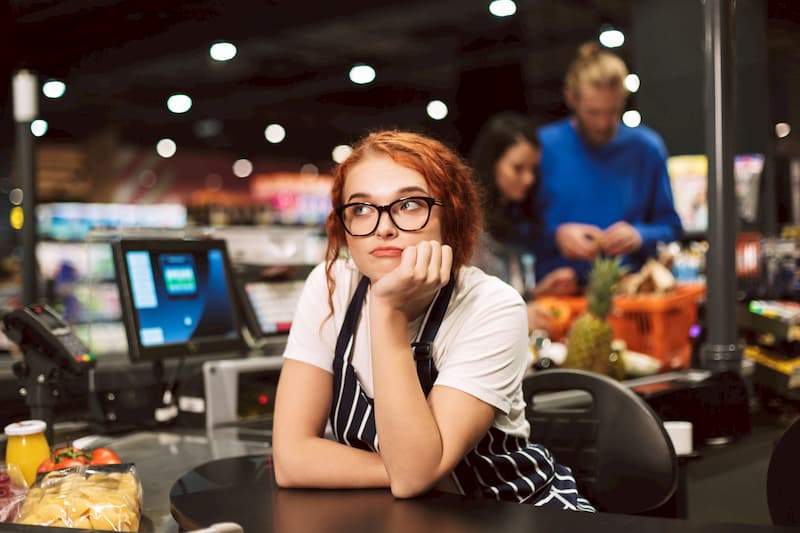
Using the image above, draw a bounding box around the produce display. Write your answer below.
[617,258,677,295]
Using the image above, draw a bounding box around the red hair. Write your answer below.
[324,130,482,309]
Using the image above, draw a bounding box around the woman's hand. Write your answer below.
[370,240,453,320]
[527,301,552,333]
[533,267,578,297]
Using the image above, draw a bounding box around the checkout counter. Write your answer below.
[2,428,797,533]
[0,234,795,531]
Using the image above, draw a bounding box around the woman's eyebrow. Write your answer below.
[346,186,429,202]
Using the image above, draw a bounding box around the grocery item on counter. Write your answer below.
[4,420,51,488]
[37,445,121,474]
[563,257,627,380]
[14,464,142,532]
[0,463,26,522]
[617,258,677,295]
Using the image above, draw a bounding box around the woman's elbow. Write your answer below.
[272,448,302,488]
[389,476,437,499]
[273,456,293,488]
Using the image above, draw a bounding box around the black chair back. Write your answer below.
[767,417,800,526]
[523,369,678,514]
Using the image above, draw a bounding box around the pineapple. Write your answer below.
[563,257,627,379]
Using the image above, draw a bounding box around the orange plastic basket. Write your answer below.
[540,285,706,369]
[608,284,706,370]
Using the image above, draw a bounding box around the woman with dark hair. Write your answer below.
[272,130,593,510]
[470,112,578,333]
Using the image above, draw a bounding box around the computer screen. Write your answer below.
[112,238,245,362]
[235,265,312,340]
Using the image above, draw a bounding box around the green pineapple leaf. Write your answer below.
[586,257,627,319]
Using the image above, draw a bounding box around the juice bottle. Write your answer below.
[4,420,51,487]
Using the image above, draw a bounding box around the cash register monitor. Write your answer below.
[113,238,245,362]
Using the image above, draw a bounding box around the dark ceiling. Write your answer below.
[4,0,800,173]
[5,0,634,170]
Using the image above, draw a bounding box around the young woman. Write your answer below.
[470,112,578,333]
[272,130,593,510]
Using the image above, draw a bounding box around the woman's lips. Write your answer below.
[371,247,403,257]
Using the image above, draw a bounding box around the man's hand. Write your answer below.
[555,223,603,260]
[370,241,452,320]
[532,267,578,297]
[601,222,642,256]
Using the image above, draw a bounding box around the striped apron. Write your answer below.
[329,276,595,511]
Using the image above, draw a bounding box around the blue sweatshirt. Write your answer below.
[535,118,683,285]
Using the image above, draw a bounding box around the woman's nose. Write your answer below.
[374,209,397,238]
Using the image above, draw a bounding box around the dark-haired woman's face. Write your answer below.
[493,139,540,203]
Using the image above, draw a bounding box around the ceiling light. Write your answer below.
[776,122,792,138]
[426,100,448,121]
[332,144,352,163]
[233,159,253,178]
[210,41,237,62]
[156,138,177,158]
[264,123,286,144]
[624,74,640,93]
[167,94,192,114]
[622,110,641,128]
[42,80,66,99]
[599,28,625,48]
[30,119,48,137]
[488,0,517,17]
[349,64,376,85]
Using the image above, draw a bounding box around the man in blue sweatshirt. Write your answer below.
[536,42,683,286]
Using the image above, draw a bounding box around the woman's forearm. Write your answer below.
[369,304,445,498]
[273,436,389,489]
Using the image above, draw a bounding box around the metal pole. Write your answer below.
[12,70,39,305]
[701,0,742,372]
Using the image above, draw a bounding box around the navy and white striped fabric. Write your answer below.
[328,276,595,511]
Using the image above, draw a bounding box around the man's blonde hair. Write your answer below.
[564,42,629,97]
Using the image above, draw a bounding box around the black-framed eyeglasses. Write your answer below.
[335,196,443,237]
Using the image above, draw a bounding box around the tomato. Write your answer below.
[55,458,85,469]
[52,446,90,464]
[36,459,57,474]
[35,445,122,476]
[90,448,121,466]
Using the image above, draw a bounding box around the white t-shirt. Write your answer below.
[283,259,532,438]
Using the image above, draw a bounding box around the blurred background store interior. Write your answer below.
[2,1,800,526]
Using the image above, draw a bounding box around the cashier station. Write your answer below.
[0,236,791,532]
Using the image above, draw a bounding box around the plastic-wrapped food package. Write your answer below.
[14,464,142,531]
[0,463,27,522]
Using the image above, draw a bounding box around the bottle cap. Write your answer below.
[4,420,46,436]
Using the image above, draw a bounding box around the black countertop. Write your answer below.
[169,455,798,533]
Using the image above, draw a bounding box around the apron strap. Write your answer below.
[333,276,370,365]
[413,275,456,396]
[332,273,456,396]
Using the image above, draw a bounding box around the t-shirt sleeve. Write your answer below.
[434,279,529,414]
[282,262,338,373]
